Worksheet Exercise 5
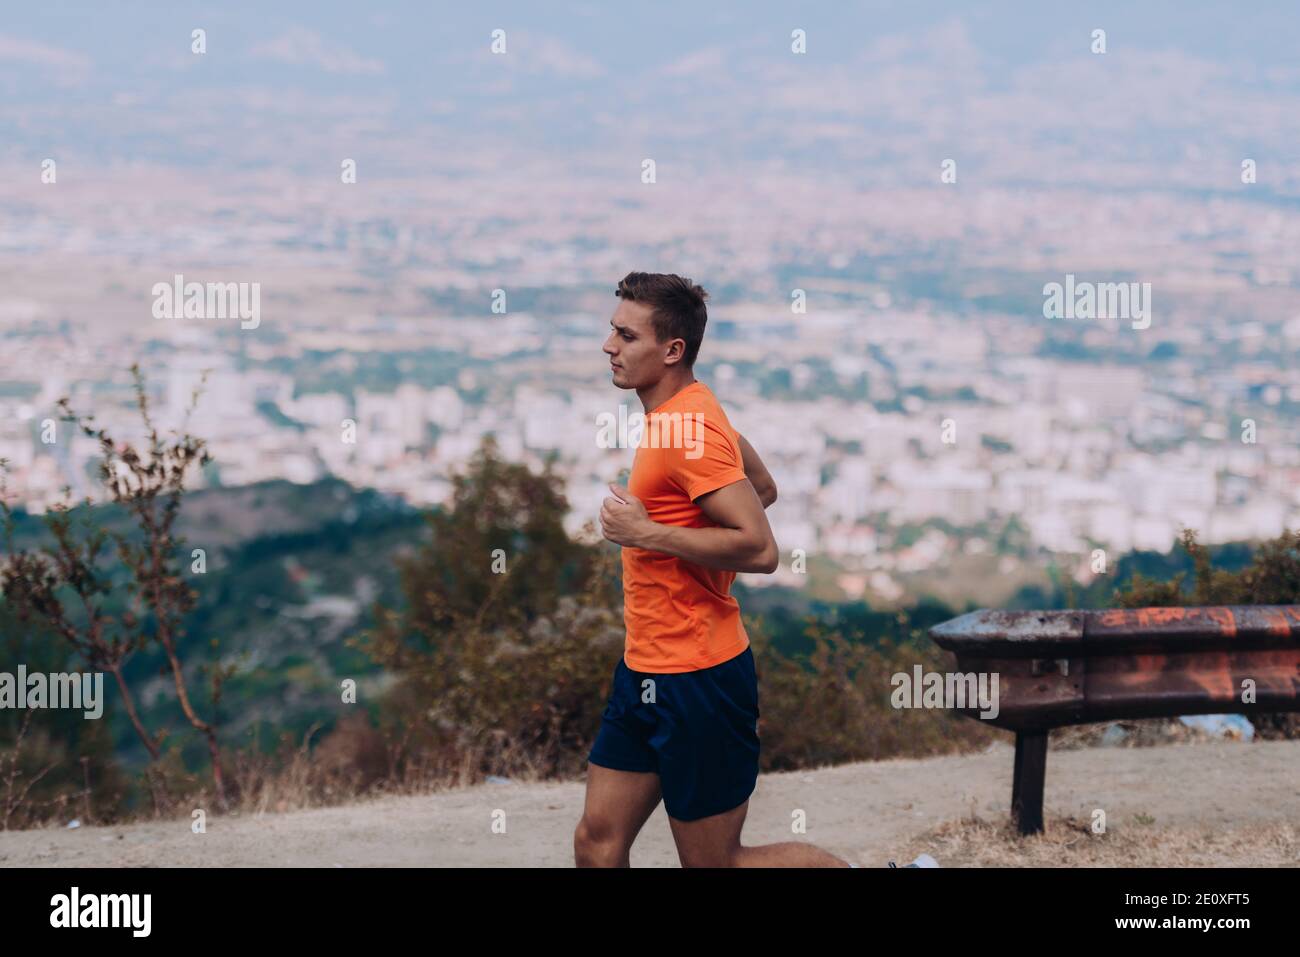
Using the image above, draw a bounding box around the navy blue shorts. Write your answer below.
[587,646,760,822]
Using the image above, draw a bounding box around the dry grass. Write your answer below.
[899,812,1300,867]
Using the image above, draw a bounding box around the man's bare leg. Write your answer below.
[669,799,851,867]
[574,763,663,867]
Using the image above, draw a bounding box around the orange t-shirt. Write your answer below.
[621,380,751,673]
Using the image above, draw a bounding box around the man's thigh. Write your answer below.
[579,763,663,848]
[582,654,661,846]
[668,798,748,868]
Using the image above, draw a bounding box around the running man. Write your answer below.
[574,271,851,868]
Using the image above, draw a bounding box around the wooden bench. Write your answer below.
[928,605,1300,834]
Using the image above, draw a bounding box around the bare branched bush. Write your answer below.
[1,362,235,816]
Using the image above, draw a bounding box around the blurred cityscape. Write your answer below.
[3,2,1299,606]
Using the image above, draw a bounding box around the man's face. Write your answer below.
[603,299,678,390]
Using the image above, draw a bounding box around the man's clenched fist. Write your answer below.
[599,483,653,548]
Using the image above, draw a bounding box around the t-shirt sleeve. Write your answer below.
[662,411,748,502]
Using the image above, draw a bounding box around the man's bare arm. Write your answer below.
[642,479,778,573]
[600,480,778,574]
[736,433,777,508]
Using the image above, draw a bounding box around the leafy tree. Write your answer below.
[356,435,623,778]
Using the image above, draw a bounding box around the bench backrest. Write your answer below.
[928,606,1300,730]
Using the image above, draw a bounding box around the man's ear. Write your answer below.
[663,338,686,367]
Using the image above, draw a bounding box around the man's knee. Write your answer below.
[574,815,630,867]
[676,841,743,868]
[678,849,742,868]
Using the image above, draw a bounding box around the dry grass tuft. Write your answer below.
[899,811,1300,867]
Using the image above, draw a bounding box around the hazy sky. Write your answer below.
[3,2,1298,187]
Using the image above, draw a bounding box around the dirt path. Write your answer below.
[3,738,1297,866]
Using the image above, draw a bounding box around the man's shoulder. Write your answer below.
[653,386,735,450]
[663,381,731,422]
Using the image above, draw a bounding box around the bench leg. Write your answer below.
[1011,730,1048,835]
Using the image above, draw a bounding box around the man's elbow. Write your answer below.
[746,537,780,574]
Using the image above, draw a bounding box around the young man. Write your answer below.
[574,271,851,868]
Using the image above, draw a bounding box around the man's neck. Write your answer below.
[637,371,698,414]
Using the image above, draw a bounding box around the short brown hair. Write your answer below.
[614,271,709,368]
